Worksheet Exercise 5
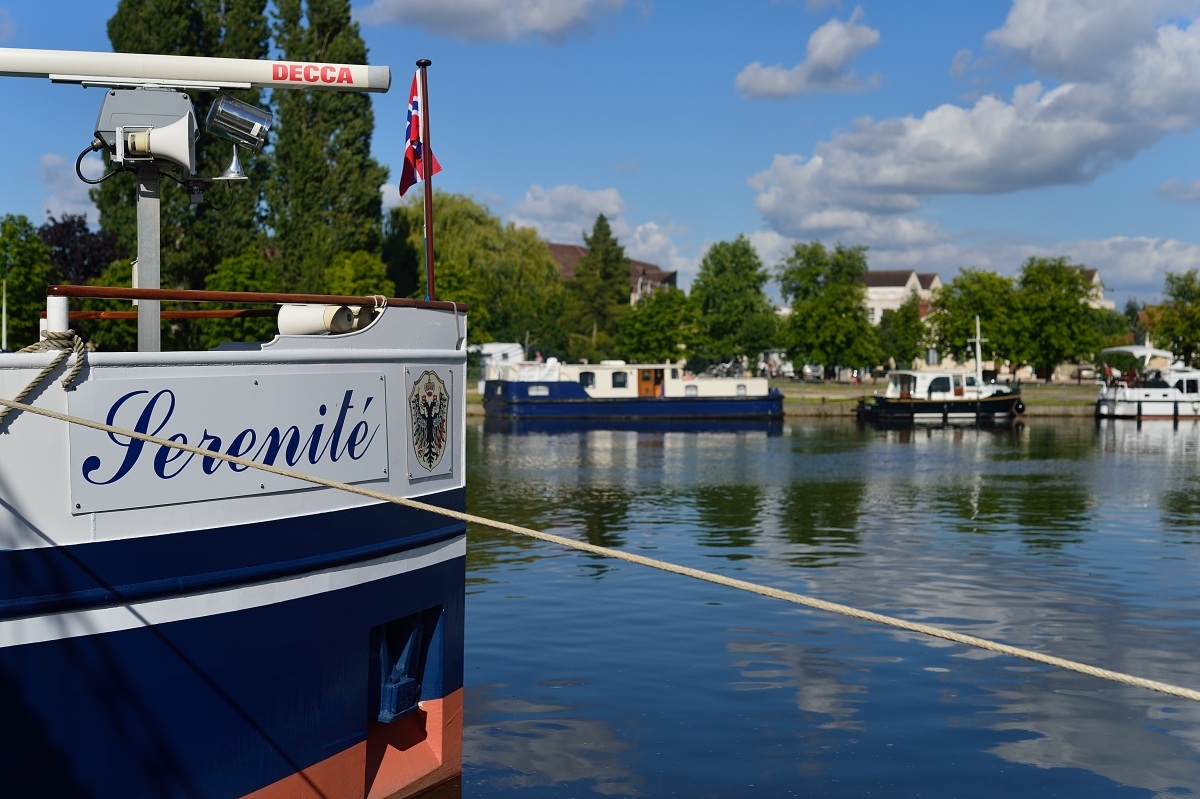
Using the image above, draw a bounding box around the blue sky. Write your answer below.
[4,0,1200,310]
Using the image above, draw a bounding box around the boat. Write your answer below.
[0,50,466,798]
[1095,344,1200,420]
[482,357,784,420]
[855,317,1025,425]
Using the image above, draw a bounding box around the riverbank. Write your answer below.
[464,379,1100,417]
[770,378,1098,417]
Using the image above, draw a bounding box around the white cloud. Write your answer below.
[358,0,626,43]
[509,183,624,243]
[750,10,1200,253]
[40,153,103,226]
[736,6,880,98]
[860,234,1195,308]
[625,220,691,275]
[380,181,401,210]
[0,10,14,43]
[1156,178,1200,203]
[985,0,1200,81]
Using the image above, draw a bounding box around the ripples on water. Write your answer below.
[451,417,1200,798]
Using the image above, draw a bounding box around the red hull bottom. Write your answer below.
[244,688,464,799]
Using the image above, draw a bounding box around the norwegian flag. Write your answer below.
[399,70,441,197]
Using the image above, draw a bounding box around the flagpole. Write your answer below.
[417,58,435,301]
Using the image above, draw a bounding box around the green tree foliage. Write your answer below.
[690,235,777,364]
[564,215,630,361]
[82,260,137,352]
[269,0,388,292]
[386,193,566,349]
[1123,297,1148,345]
[38,214,117,286]
[617,287,702,363]
[0,216,56,350]
[1092,307,1131,350]
[1149,269,1200,367]
[323,250,395,297]
[198,250,284,349]
[777,241,878,370]
[98,0,271,303]
[877,292,926,368]
[1013,257,1104,379]
[928,268,1017,365]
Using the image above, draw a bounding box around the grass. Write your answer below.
[772,377,1099,414]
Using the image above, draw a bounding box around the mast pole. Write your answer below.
[417,58,435,301]
[970,315,986,385]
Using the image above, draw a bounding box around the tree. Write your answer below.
[198,250,284,349]
[0,216,56,350]
[81,260,137,352]
[928,268,1017,366]
[1092,307,1131,350]
[38,214,117,286]
[617,287,702,363]
[690,235,777,365]
[564,215,630,361]
[269,0,388,292]
[98,0,272,302]
[877,292,926,369]
[1013,257,1104,380]
[323,250,395,297]
[1149,269,1200,367]
[385,193,566,350]
[777,241,879,372]
[1123,297,1148,346]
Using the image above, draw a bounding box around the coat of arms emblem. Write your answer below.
[409,370,450,472]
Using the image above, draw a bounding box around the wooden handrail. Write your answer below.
[42,309,278,321]
[46,285,469,313]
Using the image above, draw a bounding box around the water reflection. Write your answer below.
[462,688,639,795]
[778,480,865,568]
[463,418,1200,797]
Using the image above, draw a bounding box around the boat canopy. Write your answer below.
[1099,345,1176,367]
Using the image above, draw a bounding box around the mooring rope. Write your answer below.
[0,331,86,425]
[2,391,1198,704]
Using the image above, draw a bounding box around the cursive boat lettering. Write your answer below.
[82,388,380,485]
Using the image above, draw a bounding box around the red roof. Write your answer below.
[547,242,677,292]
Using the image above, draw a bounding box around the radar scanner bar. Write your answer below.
[0,48,391,92]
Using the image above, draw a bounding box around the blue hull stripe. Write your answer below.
[1,536,463,647]
[0,555,465,799]
[482,380,784,419]
[0,489,464,619]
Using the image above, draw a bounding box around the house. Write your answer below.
[547,243,677,304]
[1079,267,1116,310]
[862,270,942,325]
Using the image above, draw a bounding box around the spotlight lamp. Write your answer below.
[206,94,272,152]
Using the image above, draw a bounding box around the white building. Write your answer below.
[862,270,942,325]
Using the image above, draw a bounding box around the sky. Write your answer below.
[3,0,1200,310]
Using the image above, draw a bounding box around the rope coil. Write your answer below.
[0,391,1197,704]
[0,331,85,424]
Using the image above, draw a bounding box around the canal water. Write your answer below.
[448,417,1200,797]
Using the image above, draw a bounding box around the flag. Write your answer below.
[399,70,441,197]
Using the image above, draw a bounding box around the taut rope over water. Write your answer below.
[2,391,1199,704]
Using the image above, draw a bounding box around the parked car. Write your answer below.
[801,364,823,380]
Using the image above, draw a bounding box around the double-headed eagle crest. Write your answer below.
[409,370,449,472]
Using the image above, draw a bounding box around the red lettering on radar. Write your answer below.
[271,63,356,85]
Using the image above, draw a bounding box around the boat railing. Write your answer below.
[45,285,466,312]
[28,285,468,350]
